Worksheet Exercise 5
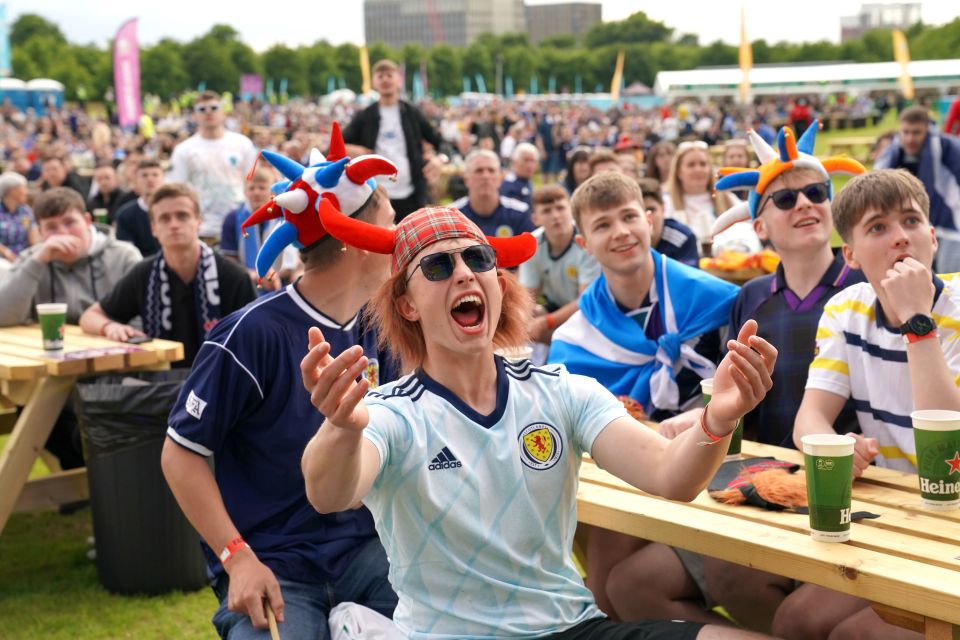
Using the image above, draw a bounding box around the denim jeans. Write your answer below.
[211,537,397,640]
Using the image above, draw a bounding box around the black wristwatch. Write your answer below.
[899,314,937,343]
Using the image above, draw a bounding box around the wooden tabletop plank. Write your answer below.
[5,326,179,368]
[0,340,88,376]
[0,353,46,381]
[576,482,960,624]
[579,462,960,571]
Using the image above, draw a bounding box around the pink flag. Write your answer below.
[113,18,141,128]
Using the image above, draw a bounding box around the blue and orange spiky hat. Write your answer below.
[241,122,397,278]
[711,121,865,235]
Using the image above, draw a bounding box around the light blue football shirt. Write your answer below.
[363,356,627,638]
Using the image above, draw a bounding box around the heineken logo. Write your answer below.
[816,458,835,471]
[947,452,960,475]
[920,478,960,494]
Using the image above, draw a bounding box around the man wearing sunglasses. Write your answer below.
[168,90,258,242]
[301,203,777,640]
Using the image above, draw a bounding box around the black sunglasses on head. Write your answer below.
[407,244,497,282]
[760,182,830,212]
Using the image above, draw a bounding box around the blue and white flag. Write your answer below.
[550,250,738,412]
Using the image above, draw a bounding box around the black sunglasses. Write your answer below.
[760,182,830,212]
[196,104,220,113]
[407,244,497,282]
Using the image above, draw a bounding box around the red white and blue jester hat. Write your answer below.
[710,120,865,236]
[241,122,398,278]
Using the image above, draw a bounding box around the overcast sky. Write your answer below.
[10,1,959,52]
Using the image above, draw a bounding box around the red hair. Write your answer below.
[367,269,533,372]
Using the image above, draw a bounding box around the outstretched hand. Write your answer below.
[300,326,370,431]
[708,319,777,428]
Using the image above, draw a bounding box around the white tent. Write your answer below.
[654,59,960,99]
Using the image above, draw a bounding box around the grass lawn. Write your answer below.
[0,434,215,639]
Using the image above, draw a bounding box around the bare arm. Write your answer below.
[594,319,777,501]
[344,144,373,158]
[160,440,284,628]
[79,302,145,342]
[300,327,381,513]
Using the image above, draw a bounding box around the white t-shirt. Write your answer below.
[663,192,715,247]
[168,131,258,238]
[806,276,960,472]
[375,104,414,199]
[363,358,625,638]
[519,227,601,308]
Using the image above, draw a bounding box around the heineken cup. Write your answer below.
[801,434,855,542]
[700,378,743,461]
[910,410,960,511]
[36,303,68,351]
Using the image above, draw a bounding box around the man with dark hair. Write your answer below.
[115,159,166,256]
[39,155,90,198]
[343,58,446,221]
[0,187,142,469]
[159,137,400,639]
[168,91,258,241]
[80,183,255,367]
[87,162,135,223]
[874,106,960,271]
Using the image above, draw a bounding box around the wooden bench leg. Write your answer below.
[0,375,76,533]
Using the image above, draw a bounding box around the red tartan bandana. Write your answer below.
[392,207,488,275]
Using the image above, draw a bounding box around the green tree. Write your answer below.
[539,35,576,49]
[183,34,238,92]
[334,43,361,91]
[263,45,308,96]
[584,12,673,48]
[10,14,66,47]
[303,41,340,95]
[697,40,737,67]
[427,44,462,97]
[141,39,189,98]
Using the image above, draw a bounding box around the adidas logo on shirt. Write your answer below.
[428,447,462,471]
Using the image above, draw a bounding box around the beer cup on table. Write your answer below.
[801,434,855,542]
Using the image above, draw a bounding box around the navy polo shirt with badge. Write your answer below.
[499,172,533,209]
[728,251,865,447]
[166,283,397,584]
[655,218,699,268]
[453,195,536,238]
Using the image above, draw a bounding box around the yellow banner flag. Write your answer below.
[738,3,752,104]
[610,49,625,102]
[892,29,914,100]
[360,45,371,95]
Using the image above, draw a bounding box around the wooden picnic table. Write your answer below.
[0,325,183,534]
[577,439,960,639]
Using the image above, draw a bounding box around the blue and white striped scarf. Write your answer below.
[144,243,222,340]
[549,250,738,413]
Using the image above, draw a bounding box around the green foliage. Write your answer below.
[584,12,673,48]
[8,11,960,100]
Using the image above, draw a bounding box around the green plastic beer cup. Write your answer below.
[801,434,856,542]
[93,208,109,225]
[910,410,960,511]
[36,303,67,351]
[700,378,743,461]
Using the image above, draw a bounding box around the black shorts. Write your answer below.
[545,616,705,640]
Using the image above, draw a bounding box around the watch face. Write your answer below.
[909,314,936,335]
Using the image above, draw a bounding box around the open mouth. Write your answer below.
[612,242,638,253]
[451,294,485,330]
[794,217,819,228]
[894,253,912,264]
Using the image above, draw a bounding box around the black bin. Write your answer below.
[74,370,208,595]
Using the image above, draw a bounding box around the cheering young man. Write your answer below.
[300,203,778,639]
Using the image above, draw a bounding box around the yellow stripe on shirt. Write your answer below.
[810,358,850,376]
[823,299,875,321]
[878,445,917,468]
[815,327,835,340]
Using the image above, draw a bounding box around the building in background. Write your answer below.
[840,2,921,42]
[364,0,526,49]
[526,3,601,45]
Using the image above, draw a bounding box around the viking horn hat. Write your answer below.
[316,201,537,275]
[241,122,399,278]
[711,120,865,237]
